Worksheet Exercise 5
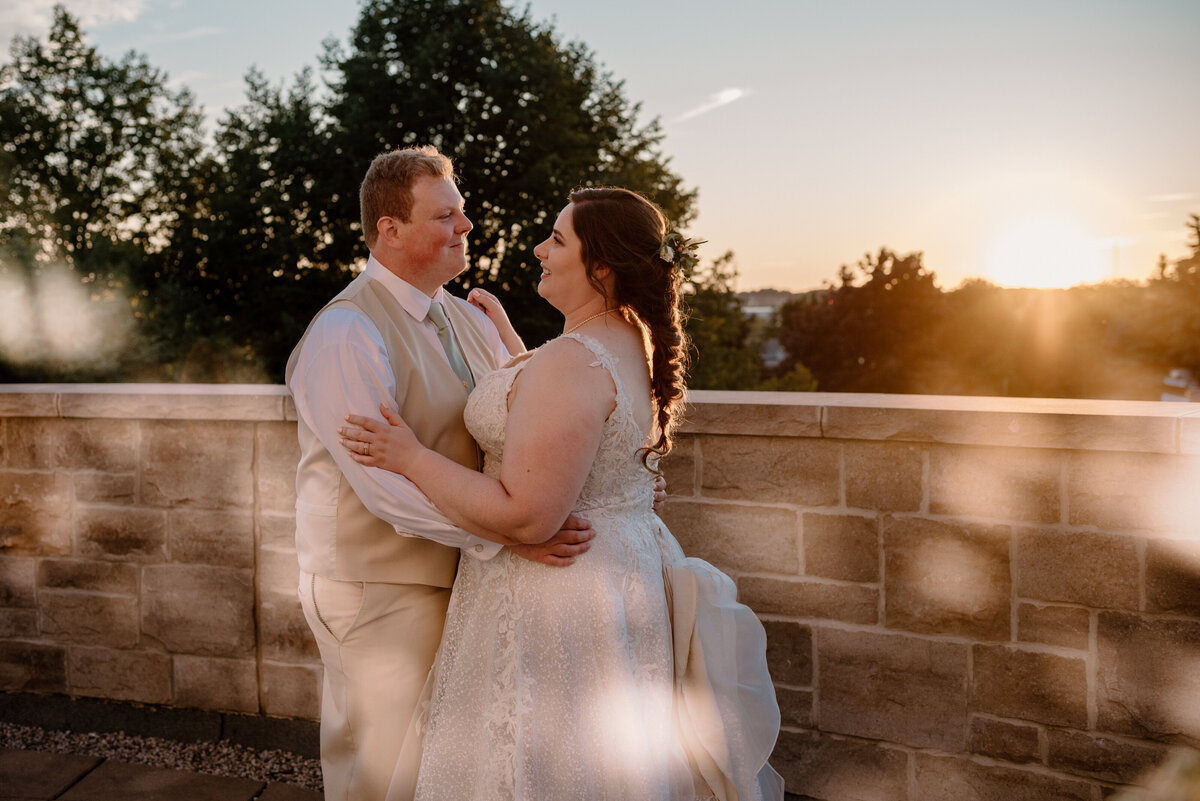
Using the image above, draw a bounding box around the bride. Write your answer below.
[340,187,783,801]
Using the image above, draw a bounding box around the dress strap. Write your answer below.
[559,333,641,440]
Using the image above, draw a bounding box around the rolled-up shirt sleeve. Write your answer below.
[292,308,502,559]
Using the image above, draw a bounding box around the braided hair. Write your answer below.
[567,187,691,471]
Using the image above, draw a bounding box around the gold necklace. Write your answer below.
[563,309,617,336]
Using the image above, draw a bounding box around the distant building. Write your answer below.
[1161,368,1199,402]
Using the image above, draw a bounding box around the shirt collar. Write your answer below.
[364,255,447,322]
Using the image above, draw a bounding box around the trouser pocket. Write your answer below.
[308,573,366,643]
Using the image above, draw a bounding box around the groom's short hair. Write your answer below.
[360,146,456,247]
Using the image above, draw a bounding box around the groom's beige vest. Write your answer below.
[285,271,498,587]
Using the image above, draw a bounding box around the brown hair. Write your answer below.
[567,187,690,471]
[359,146,455,247]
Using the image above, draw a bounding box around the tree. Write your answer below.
[318,0,695,346]
[681,251,766,390]
[777,248,944,393]
[0,6,208,378]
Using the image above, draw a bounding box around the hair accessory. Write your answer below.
[659,229,706,273]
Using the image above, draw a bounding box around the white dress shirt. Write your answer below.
[289,256,510,559]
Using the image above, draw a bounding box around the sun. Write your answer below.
[984,217,1111,288]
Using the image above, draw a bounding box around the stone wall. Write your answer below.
[1,384,1199,799]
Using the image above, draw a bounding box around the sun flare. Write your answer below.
[984,217,1112,288]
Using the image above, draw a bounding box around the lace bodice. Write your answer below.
[464,333,656,514]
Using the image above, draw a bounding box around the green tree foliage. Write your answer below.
[224,0,697,365]
[1,2,697,381]
[0,7,207,378]
[681,252,765,390]
[1145,214,1200,375]
[777,248,944,393]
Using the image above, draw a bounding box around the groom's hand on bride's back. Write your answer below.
[508,515,595,566]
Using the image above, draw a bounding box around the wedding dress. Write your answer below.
[402,334,783,801]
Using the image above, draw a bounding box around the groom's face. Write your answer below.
[392,175,473,285]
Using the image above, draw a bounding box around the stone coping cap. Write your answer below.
[0,384,1196,453]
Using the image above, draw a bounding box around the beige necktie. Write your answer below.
[426,301,475,392]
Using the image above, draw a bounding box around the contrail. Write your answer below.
[675,88,750,123]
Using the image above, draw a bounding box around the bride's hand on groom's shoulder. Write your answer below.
[468,287,526,355]
[339,403,421,475]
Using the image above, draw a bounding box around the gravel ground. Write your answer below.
[0,721,323,791]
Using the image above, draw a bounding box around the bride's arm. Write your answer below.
[340,340,614,544]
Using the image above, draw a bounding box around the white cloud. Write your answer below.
[0,0,148,46]
[674,87,751,123]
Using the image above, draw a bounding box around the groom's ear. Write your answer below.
[376,216,400,245]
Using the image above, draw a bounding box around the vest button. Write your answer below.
[474,544,483,553]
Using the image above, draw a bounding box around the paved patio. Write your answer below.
[0,748,321,801]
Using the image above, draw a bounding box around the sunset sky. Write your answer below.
[4,0,1199,291]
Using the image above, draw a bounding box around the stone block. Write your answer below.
[59,758,264,800]
[261,661,321,719]
[0,641,66,692]
[883,516,1011,640]
[259,546,303,598]
[913,752,1092,801]
[1017,603,1090,651]
[0,555,36,606]
[140,420,254,509]
[142,564,255,657]
[844,441,923,512]
[1097,612,1200,740]
[771,729,910,801]
[38,558,137,595]
[260,594,319,662]
[168,509,254,568]
[5,418,58,469]
[681,394,823,437]
[1046,728,1170,785]
[39,590,139,648]
[929,445,1061,524]
[660,501,800,575]
[971,644,1089,729]
[72,472,136,504]
[776,687,813,729]
[56,419,138,471]
[0,390,57,416]
[819,628,970,750]
[76,507,167,562]
[1067,451,1197,531]
[823,399,1179,454]
[173,655,260,713]
[0,750,103,798]
[1145,537,1200,616]
[59,384,288,421]
[968,715,1041,764]
[0,608,37,637]
[698,435,839,506]
[260,513,296,551]
[659,435,696,497]
[738,576,878,624]
[70,646,171,704]
[762,619,812,685]
[256,422,300,515]
[803,513,879,582]
[1016,528,1139,610]
[0,470,72,555]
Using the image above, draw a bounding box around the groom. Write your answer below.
[286,146,597,800]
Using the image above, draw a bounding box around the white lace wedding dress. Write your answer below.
[402,334,783,801]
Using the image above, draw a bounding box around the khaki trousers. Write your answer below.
[298,571,451,801]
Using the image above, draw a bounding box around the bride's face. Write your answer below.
[533,204,594,307]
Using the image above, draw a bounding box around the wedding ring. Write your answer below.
[365,442,370,456]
